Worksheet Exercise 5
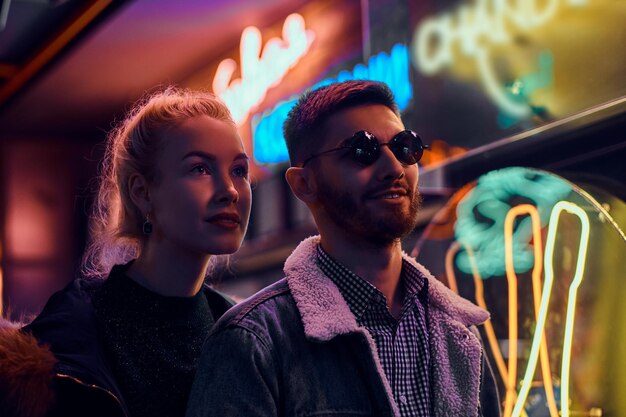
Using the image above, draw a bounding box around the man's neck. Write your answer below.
[320,233,405,318]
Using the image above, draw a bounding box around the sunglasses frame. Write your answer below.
[301,130,429,168]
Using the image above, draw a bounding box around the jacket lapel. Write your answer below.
[283,235,400,416]
[284,236,359,341]
[284,235,489,340]
[284,235,490,417]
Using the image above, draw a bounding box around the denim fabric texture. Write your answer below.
[186,236,501,417]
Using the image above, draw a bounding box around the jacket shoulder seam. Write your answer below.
[232,286,290,323]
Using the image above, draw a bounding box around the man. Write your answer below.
[186,80,501,417]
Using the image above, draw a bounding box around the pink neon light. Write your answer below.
[212,13,315,125]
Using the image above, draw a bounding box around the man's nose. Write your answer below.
[376,145,405,180]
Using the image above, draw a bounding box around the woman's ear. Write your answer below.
[285,167,318,205]
[128,173,151,215]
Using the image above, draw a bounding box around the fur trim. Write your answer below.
[429,310,483,416]
[284,235,489,341]
[402,256,490,326]
[283,235,490,417]
[284,236,400,416]
[284,236,358,341]
[0,318,56,417]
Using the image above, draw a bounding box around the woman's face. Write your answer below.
[147,115,252,256]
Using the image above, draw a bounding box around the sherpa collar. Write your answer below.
[284,235,489,342]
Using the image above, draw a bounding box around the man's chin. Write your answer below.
[359,221,417,246]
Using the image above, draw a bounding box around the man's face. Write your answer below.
[310,104,421,245]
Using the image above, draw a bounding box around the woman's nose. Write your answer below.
[214,174,239,204]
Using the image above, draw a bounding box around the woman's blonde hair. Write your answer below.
[82,87,235,278]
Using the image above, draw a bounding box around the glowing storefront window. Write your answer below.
[455,167,570,278]
[413,167,626,417]
[411,0,586,118]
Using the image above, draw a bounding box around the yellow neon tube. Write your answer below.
[512,201,590,417]
[467,247,510,389]
[555,203,590,417]
[504,205,558,417]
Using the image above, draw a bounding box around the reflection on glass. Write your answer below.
[412,167,626,417]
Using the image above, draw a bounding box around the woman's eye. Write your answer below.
[232,165,249,178]
[191,165,210,175]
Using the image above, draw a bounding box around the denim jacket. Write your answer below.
[186,236,501,417]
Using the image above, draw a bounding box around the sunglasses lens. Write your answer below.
[351,131,380,165]
[390,131,425,164]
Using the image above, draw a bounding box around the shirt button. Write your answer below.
[399,394,407,405]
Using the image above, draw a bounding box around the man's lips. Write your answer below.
[366,188,409,200]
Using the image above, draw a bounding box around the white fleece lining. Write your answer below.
[283,235,490,417]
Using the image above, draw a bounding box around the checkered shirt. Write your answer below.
[316,245,431,417]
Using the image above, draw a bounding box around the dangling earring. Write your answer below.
[143,213,153,235]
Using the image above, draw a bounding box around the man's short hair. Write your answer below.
[283,80,400,167]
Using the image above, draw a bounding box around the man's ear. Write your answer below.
[285,167,318,205]
[128,173,152,215]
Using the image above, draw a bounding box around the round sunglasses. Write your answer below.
[301,130,429,167]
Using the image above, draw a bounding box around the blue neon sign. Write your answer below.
[252,43,413,164]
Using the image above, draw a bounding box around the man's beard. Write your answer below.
[316,177,422,246]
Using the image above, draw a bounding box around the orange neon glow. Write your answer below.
[504,205,558,417]
[444,241,460,294]
[446,203,583,417]
[511,201,590,417]
[419,139,468,168]
[445,242,509,391]
[503,213,519,417]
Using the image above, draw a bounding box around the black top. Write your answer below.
[23,266,234,417]
[92,264,213,417]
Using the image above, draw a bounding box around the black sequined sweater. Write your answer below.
[92,265,214,417]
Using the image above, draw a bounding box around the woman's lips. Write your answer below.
[206,213,241,229]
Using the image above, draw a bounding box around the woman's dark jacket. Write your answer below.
[0,272,233,417]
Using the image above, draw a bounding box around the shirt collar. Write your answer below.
[316,244,427,320]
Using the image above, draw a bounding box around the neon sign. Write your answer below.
[455,167,570,278]
[446,206,558,417]
[504,205,558,417]
[212,13,315,125]
[251,43,413,164]
[411,0,587,117]
[418,167,626,416]
[511,202,590,417]
[446,202,590,417]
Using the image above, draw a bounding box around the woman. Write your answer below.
[0,88,251,417]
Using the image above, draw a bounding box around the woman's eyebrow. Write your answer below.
[182,151,249,162]
[182,151,216,161]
